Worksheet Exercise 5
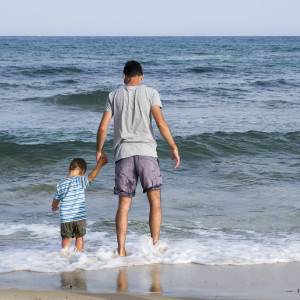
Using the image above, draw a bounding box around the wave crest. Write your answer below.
[1,131,299,166]
[9,65,84,77]
[24,90,109,106]
[158,131,300,158]
[253,79,298,88]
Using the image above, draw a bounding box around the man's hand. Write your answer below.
[96,150,108,165]
[172,149,180,169]
[151,105,180,169]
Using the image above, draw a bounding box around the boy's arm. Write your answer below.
[52,199,60,211]
[88,158,105,182]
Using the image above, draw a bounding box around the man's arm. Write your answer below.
[151,105,180,169]
[88,158,105,182]
[96,111,112,163]
[52,199,60,211]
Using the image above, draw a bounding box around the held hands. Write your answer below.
[98,157,107,167]
[96,150,108,165]
[172,148,180,169]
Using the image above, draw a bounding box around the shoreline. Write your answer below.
[0,262,300,300]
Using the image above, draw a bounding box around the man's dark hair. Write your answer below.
[123,60,143,77]
[69,158,87,172]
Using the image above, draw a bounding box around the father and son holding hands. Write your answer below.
[52,61,180,255]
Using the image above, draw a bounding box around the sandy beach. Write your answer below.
[0,289,200,300]
[0,263,300,300]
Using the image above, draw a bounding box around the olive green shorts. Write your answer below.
[60,219,86,239]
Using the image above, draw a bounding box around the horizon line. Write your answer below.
[1,35,300,38]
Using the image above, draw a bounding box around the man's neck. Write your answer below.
[124,75,144,86]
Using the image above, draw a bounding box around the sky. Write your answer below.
[0,0,299,36]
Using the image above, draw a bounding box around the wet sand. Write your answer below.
[0,263,299,299]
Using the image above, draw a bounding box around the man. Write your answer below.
[96,60,180,256]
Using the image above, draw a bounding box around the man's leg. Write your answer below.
[116,195,132,256]
[147,190,161,245]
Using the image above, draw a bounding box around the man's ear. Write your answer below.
[124,74,130,84]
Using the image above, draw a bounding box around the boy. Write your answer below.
[52,157,105,252]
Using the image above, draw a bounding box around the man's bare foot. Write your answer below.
[118,247,126,256]
[153,240,168,253]
[113,249,127,257]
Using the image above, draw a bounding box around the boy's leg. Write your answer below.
[61,222,73,250]
[147,190,162,245]
[62,238,72,249]
[115,195,132,256]
[74,220,86,252]
[75,236,84,251]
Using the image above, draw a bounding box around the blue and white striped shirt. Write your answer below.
[54,175,90,223]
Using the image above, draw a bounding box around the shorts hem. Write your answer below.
[61,232,86,239]
[61,235,73,239]
[114,188,136,198]
[143,184,163,193]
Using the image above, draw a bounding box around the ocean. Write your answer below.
[0,36,299,273]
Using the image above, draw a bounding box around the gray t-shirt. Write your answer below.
[105,85,162,162]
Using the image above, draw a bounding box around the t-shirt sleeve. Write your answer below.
[80,175,90,189]
[150,89,162,108]
[54,184,63,201]
[105,93,113,114]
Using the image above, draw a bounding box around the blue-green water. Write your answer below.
[0,36,299,272]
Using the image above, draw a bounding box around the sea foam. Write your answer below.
[0,221,299,273]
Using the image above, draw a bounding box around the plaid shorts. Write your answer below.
[114,156,162,197]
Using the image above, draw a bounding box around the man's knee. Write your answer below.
[147,189,161,200]
[147,190,161,208]
[118,196,132,211]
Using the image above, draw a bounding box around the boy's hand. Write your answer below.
[99,157,106,167]
[52,199,60,211]
[52,204,59,211]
